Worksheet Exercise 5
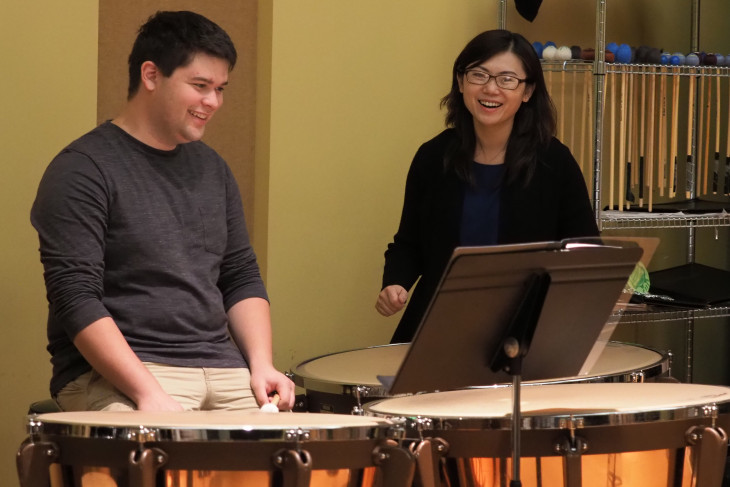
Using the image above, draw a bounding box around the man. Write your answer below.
[31,10,294,411]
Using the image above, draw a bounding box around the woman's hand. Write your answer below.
[375,285,408,316]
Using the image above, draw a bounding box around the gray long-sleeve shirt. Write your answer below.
[31,121,267,395]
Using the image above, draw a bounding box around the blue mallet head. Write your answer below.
[616,44,632,63]
[532,41,544,58]
[686,53,700,66]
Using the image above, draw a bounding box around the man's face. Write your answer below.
[149,53,230,149]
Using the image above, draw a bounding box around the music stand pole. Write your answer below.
[504,338,523,487]
[490,272,552,487]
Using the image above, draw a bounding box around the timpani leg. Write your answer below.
[558,437,586,487]
[371,440,415,487]
[272,449,313,487]
[412,438,449,487]
[16,438,57,487]
[686,425,729,487]
[129,448,167,487]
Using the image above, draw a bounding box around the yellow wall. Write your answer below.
[258,1,498,371]
[258,0,730,376]
[2,2,497,482]
[1,2,99,483]
[4,0,729,484]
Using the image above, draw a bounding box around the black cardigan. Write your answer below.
[382,129,599,343]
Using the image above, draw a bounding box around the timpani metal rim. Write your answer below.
[364,383,730,432]
[27,411,398,443]
[291,341,670,400]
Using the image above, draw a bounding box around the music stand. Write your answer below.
[386,238,643,486]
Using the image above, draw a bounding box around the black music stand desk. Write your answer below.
[387,239,643,395]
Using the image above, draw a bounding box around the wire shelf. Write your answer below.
[600,210,730,230]
[605,64,730,78]
[538,63,730,78]
[541,60,594,74]
[614,306,730,324]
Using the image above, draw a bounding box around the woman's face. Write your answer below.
[458,51,534,134]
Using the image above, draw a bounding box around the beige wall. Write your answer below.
[257,1,498,370]
[258,0,730,376]
[1,1,99,483]
[3,0,729,484]
[2,2,497,482]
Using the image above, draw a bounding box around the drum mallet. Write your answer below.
[260,393,281,413]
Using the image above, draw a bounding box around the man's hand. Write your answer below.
[74,317,184,411]
[135,390,185,411]
[250,366,296,410]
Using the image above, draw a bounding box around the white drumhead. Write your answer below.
[34,410,388,430]
[570,341,663,377]
[292,342,664,390]
[365,383,730,419]
[293,344,407,386]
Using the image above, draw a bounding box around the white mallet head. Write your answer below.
[260,403,279,413]
[557,46,572,61]
[260,393,280,413]
[542,45,558,61]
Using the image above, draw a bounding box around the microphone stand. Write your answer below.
[489,272,551,487]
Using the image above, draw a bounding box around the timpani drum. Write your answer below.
[364,383,730,487]
[16,411,414,487]
[292,342,670,414]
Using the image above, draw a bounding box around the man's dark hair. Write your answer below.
[127,11,237,99]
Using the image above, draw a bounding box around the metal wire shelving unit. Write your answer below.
[500,0,730,382]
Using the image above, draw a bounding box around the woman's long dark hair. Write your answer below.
[441,30,556,186]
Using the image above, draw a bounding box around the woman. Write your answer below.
[376,30,599,343]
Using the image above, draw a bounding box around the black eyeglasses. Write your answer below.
[464,70,527,90]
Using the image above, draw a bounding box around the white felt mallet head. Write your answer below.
[260,393,280,413]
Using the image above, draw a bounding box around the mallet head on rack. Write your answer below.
[686,53,700,66]
[542,45,558,61]
[557,46,572,61]
[532,41,544,58]
[616,44,632,64]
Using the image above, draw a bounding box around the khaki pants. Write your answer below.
[55,362,258,411]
